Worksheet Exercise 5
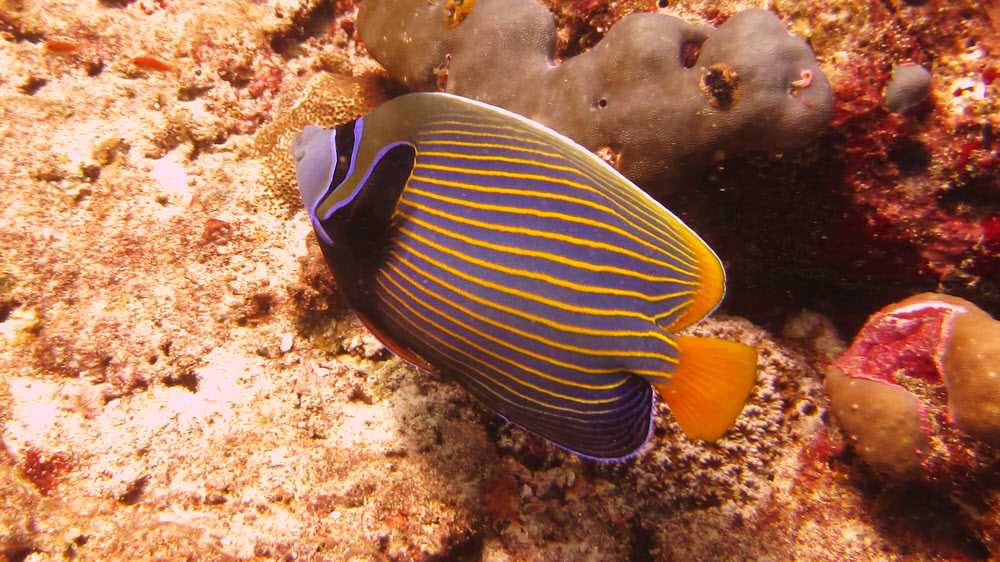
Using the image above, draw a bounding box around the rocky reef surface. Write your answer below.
[1,0,999,560]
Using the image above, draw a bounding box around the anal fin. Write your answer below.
[353,310,438,375]
[653,336,758,441]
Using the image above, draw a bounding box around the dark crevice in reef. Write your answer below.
[670,150,924,336]
[429,532,484,562]
[163,371,199,393]
[268,0,339,57]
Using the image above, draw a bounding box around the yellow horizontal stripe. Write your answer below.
[400,193,698,281]
[385,253,677,374]
[394,232,681,344]
[551,145,695,243]
[419,127,553,150]
[415,162,698,264]
[421,150,584,172]
[418,120,698,256]
[391,243,680,352]
[406,177,699,274]
[401,209,698,308]
[376,268,626,401]
[654,300,691,324]
[419,139,563,161]
[424,116,548,137]
[374,278,621,419]
[400,223,689,320]
[419,145,694,265]
[389,248,679,367]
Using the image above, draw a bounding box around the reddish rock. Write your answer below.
[827,293,1000,486]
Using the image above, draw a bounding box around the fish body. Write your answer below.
[292,93,757,459]
[131,56,175,73]
[43,40,80,54]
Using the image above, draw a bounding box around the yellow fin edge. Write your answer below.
[653,336,758,441]
[662,229,725,332]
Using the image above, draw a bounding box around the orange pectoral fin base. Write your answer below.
[653,336,759,441]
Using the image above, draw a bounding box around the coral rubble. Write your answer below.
[356,0,833,193]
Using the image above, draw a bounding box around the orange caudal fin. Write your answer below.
[653,336,758,441]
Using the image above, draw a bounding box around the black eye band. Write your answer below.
[331,118,359,189]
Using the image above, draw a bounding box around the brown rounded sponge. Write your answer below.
[825,365,928,480]
[356,1,832,193]
[884,63,932,113]
[942,303,1000,446]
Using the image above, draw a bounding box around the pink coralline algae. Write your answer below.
[826,293,1000,483]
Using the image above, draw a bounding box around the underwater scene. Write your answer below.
[0,0,998,559]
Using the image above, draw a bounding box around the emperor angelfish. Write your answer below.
[291,93,758,460]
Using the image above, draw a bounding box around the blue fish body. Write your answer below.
[292,93,757,460]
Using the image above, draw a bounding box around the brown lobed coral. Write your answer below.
[827,293,1000,483]
[355,0,832,194]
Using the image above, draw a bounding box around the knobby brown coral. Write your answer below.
[827,293,1000,481]
[356,0,832,193]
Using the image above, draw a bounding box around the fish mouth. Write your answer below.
[291,125,337,216]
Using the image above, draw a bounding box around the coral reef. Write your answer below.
[253,72,391,214]
[696,0,1000,326]
[827,293,1000,484]
[356,0,833,192]
[2,0,1000,559]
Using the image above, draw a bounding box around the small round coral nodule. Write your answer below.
[884,63,932,114]
[826,293,1000,484]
